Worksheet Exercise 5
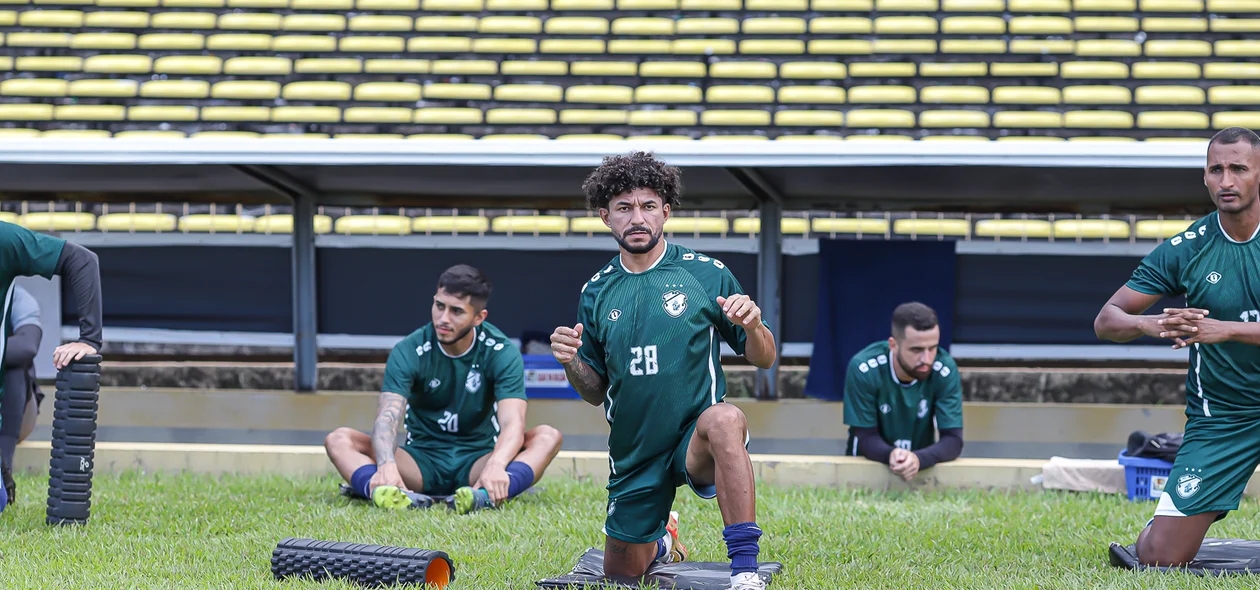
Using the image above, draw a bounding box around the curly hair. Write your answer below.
[581,151,683,210]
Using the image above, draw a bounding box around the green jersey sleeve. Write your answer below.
[932,355,964,430]
[488,342,528,401]
[1125,238,1184,297]
[382,341,418,399]
[0,222,65,281]
[842,357,879,428]
[575,283,608,381]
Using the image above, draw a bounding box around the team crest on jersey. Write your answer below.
[880,404,891,414]
[662,290,688,318]
[918,399,929,418]
[608,309,622,321]
[465,370,482,393]
[1176,473,1202,499]
[428,378,441,389]
[1207,271,1222,285]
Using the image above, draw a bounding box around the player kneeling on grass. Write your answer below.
[550,152,776,590]
[844,302,964,481]
[324,265,563,514]
[1095,127,1260,567]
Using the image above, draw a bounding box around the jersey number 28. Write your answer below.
[629,345,659,376]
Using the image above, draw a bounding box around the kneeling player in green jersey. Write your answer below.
[1095,127,1260,566]
[549,152,778,590]
[324,265,563,514]
[844,302,964,481]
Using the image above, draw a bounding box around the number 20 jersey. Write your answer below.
[575,242,765,479]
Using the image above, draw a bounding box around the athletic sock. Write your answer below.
[349,464,377,500]
[0,458,8,514]
[723,522,762,576]
[654,534,672,563]
[504,461,535,499]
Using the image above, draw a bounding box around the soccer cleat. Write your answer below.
[664,511,688,563]
[450,486,494,514]
[371,485,436,510]
[729,572,766,590]
[2,464,14,505]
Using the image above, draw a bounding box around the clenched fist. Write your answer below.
[717,295,762,327]
[551,323,584,367]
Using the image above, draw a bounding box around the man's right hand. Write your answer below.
[370,462,407,491]
[550,323,584,367]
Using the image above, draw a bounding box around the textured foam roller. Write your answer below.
[47,355,100,526]
[270,538,454,588]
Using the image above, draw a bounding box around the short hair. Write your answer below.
[1208,127,1260,151]
[581,151,683,211]
[437,264,492,309]
[892,302,939,338]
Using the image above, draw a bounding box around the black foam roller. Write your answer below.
[270,538,454,588]
[49,455,93,472]
[53,398,97,411]
[47,355,100,526]
[55,371,99,390]
[51,418,97,436]
[53,408,97,420]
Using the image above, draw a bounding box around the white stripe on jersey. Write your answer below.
[707,326,717,406]
[1194,343,1210,417]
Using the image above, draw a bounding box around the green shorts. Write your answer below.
[402,444,489,497]
[604,420,734,545]
[1155,413,1260,519]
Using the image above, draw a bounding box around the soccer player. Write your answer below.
[843,302,964,481]
[0,220,103,513]
[1,285,47,504]
[1094,126,1260,566]
[323,265,563,515]
[549,152,776,590]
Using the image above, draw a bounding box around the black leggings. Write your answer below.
[0,367,29,470]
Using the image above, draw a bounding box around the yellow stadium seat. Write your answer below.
[682,0,739,7]
[208,34,274,51]
[414,108,483,124]
[779,86,846,104]
[775,110,845,126]
[191,131,262,139]
[42,130,112,138]
[780,62,846,79]
[140,79,210,98]
[1009,40,1075,54]
[491,215,568,235]
[776,134,845,140]
[154,56,221,74]
[1216,41,1260,56]
[152,12,215,28]
[1010,16,1073,34]
[1,79,67,97]
[55,105,126,121]
[1053,219,1130,239]
[810,17,872,33]
[812,218,890,235]
[260,133,333,139]
[1075,40,1140,56]
[920,135,990,142]
[20,213,95,232]
[365,59,430,74]
[1064,85,1133,104]
[295,0,352,7]
[19,10,84,27]
[749,0,805,6]
[1060,61,1129,79]
[130,105,198,121]
[0,129,39,138]
[251,214,334,234]
[1206,63,1260,80]
[570,217,611,233]
[479,16,542,34]
[424,83,492,100]
[1144,137,1208,143]
[72,33,139,50]
[16,57,82,72]
[68,79,138,97]
[1142,17,1207,32]
[664,217,730,235]
[556,134,624,140]
[700,110,771,126]
[344,108,412,124]
[627,110,699,126]
[1135,219,1193,239]
[502,60,566,76]
[472,38,537,53]
[99,0,160,6]
[1067,136,1138,142]
[229,0,287,7]
[212,80,282,100]
[921,86,989,104]
[334,215,411,235]
[349,15,411,32]
[546,17,609,35]
[710,62,776,79]
[744,17,807,34]
[224,57,292,75]
[1209,86,1260,105]
[1075,16,1139,31]
[873,39,937,54]
[920,110,990,128]
[339,36,404,52]
[219,13,279,30]
[813,0,874,6]
[283,81,352,101]
[8,33,73,48]
[1137,111,1210,129]
[846,109,915,127]
[639,62,705,77]
[0,12,11,26]
[1136,85,1205,105]
[296,59,363,74]
[97,213,178,232]
[560,109,630,124]
[1214,112,1260,129]
[1009,0,1069,8]
[991,63,1058,76]
[414,17,478,32]
[177,214,256,233]
[920,63,987,77]
[850,63,915,77]
[283,14,346,31]
[566,85,635,104]
[83,55,150,74]
[848,85,916,104]
[707,85,775,103]
[1209,0,1260,10]
[1076,0,1136,6]
[976,219,1052,238]
[618,0,677,6]
[614,17,675,35]
[410,216,490,235]
[994,87,1062,104]
[140,34,205,50]
[353,82,421,102]
[488,0,546,8]
[941,16,1004,33]
[85,11,149,27]
[495,84,563,102]
[1132,62,1201,79]
[273,106,341,124]
[406,37,474,53]
[430,60,497,76]
[273,37,336,52]
[553,0,612,6]
[201,106,271,121]
[875,16,938,34]
[0,105,55,121]
[942,0,1002,8]
[673,39,737,55]
[1146,40,1212,57]
[423,0,483,7]
[636,85,703,103]
[1211,18,1260,31]
[894,219,970,237]
[540,40,607,54]
[940,40,1007,54]
[877,0,937,8]
[808,40,873,55]
[995,111,1064,128]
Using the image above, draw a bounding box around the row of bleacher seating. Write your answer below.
[0,129,1222,137]
[0,0,1253,11]
[0,210,1200,239]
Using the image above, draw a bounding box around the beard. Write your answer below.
[437,323,474,345]
[899,357,930,381]
[614,225,663,255]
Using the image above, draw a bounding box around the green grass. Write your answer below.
[1,471,1259,589]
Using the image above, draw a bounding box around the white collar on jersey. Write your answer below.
[1217,213,1260,244]
[889,357,918,388]
[439,326,477,359]
[619,239,670,274]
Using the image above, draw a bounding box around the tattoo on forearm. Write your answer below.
[564,360,607,403]
[373,393,406,465]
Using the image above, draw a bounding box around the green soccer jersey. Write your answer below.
[382,321,527,452]
[1127,211,1260,417]
[575,241,766,478]
[0,222,65,431]
[842,340,964,452]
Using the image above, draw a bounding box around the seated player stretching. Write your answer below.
[550,152,776,590]
[325,265,563,514]
[844,302,964,481]
[1095,127,1260,566]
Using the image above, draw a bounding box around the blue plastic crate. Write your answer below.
[522,355,580,400]
[1118,450,1174,502]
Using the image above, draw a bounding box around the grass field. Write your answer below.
[1,471,1259,589]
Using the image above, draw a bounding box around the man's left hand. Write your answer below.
[717,295,763,327]
[473,464,511,504]
[1158,309,1235,350]
[53,342,97,370]
[890,451,920,481]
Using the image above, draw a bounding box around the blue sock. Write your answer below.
[0,459,7,514]
[655,536,669,562]
[505,461,535,499]
[723,522,762,575]
[350,464,377,500]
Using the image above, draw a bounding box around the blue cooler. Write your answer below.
[522,355,580,399]
[1118,450,1174,502]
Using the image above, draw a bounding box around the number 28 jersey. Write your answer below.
[575,242,767,478]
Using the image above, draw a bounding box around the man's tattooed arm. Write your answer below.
[373,391,407,465]
[563,360,608,407]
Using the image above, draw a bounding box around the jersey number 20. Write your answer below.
[630,345,659,376]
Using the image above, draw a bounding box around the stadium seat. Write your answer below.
[1212,18,1260,31]
[42,130,111,138]
[1061,61,1129,79]
[941,16,1005,33]
[1137,111,1210,129]
[744,17,808,34]
[354,82,421,102]
[546,17,609,35]
[412,216,491,234]
[1135,86,1206,105]
[872,39,937,54]
[97,213,178,232]
[1214,112,1260,128]
[940,40,1008,54]
[1146,40,1212,57]
[664,217,730,235]
[2,79,68,97]
[554,0,614,7]
[893,218,970,237]
[431,60,497,75]
[73,33,139,50]
[707,85,775,104]
[1076,40,1140,56]
[1076,0,1136,8]
[365,59,430,74]
[202,106,271,121]
[811,218,890,235]
[272,106,341,123]
[502,61,567,76]
[1009,16,1073,34]
[570,217,611,233]
[848,86,916,104]
[17,57,83,72]
[349,15,411,32]
[340,36,405,52]
[491,215,568,234]
[1135,219,1193,239]
[1132,62,1201,79]
[619,0,678,7]
[178,214,257,233]
[129,105,196,121]
[283,81,352,101]
[206,34,275,51]
[711,62,777,79]
[1063,86,1133,104]
[556,134,625,140]
[344,107,413,124]
[994,87,1062,105]
[567,61,634,76]
[407,37,474,52]
[1142,17,1207,32]
[224,57,292,76]
[1053,219,1130,239]
[1216,41,1260,57]
[920,135,990,141]
[636,85,703,103]
[943,0,1003,9]
[682,0,741,8]
[874,16,938,34]
[334,215,412,235]
[1009,0,1070,9]
[849,63,915,77]
[1206,63,1260,79]
[1065,110,1135,128]
[283,14,346,31]
[566,85,634,104]
[155,56,221,75]
[991,63,1058,77]
[213,81,281,100]
[811,17,873,34]
[628,110,698,126]
[495,84,563,102]
[780,62,847,79]
[415,108,483,124]
[976,219,1053,238]
[921,86,989,104]
[296,59,364,74]
[779,86,846,104]
[775,110,844,126]
[479,16,542,34]
[0,104,54,121]
[69,79,138,98]
[219,13,280,30]
[919,110,991,128]
[414,17,478,32]
[20,212,95,232]
[846,109,915,127]
[921,63,987,77]
[114,131,187,139]
[1075,16,1139,31]
[485,108,557,125]
[190,132,263,139]
[994,111,1064,128]
[19,10,84,27]
[488,0,547,7]
[424,83,492,100]
[1210,0,1260,11]
[424,0,484,8]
